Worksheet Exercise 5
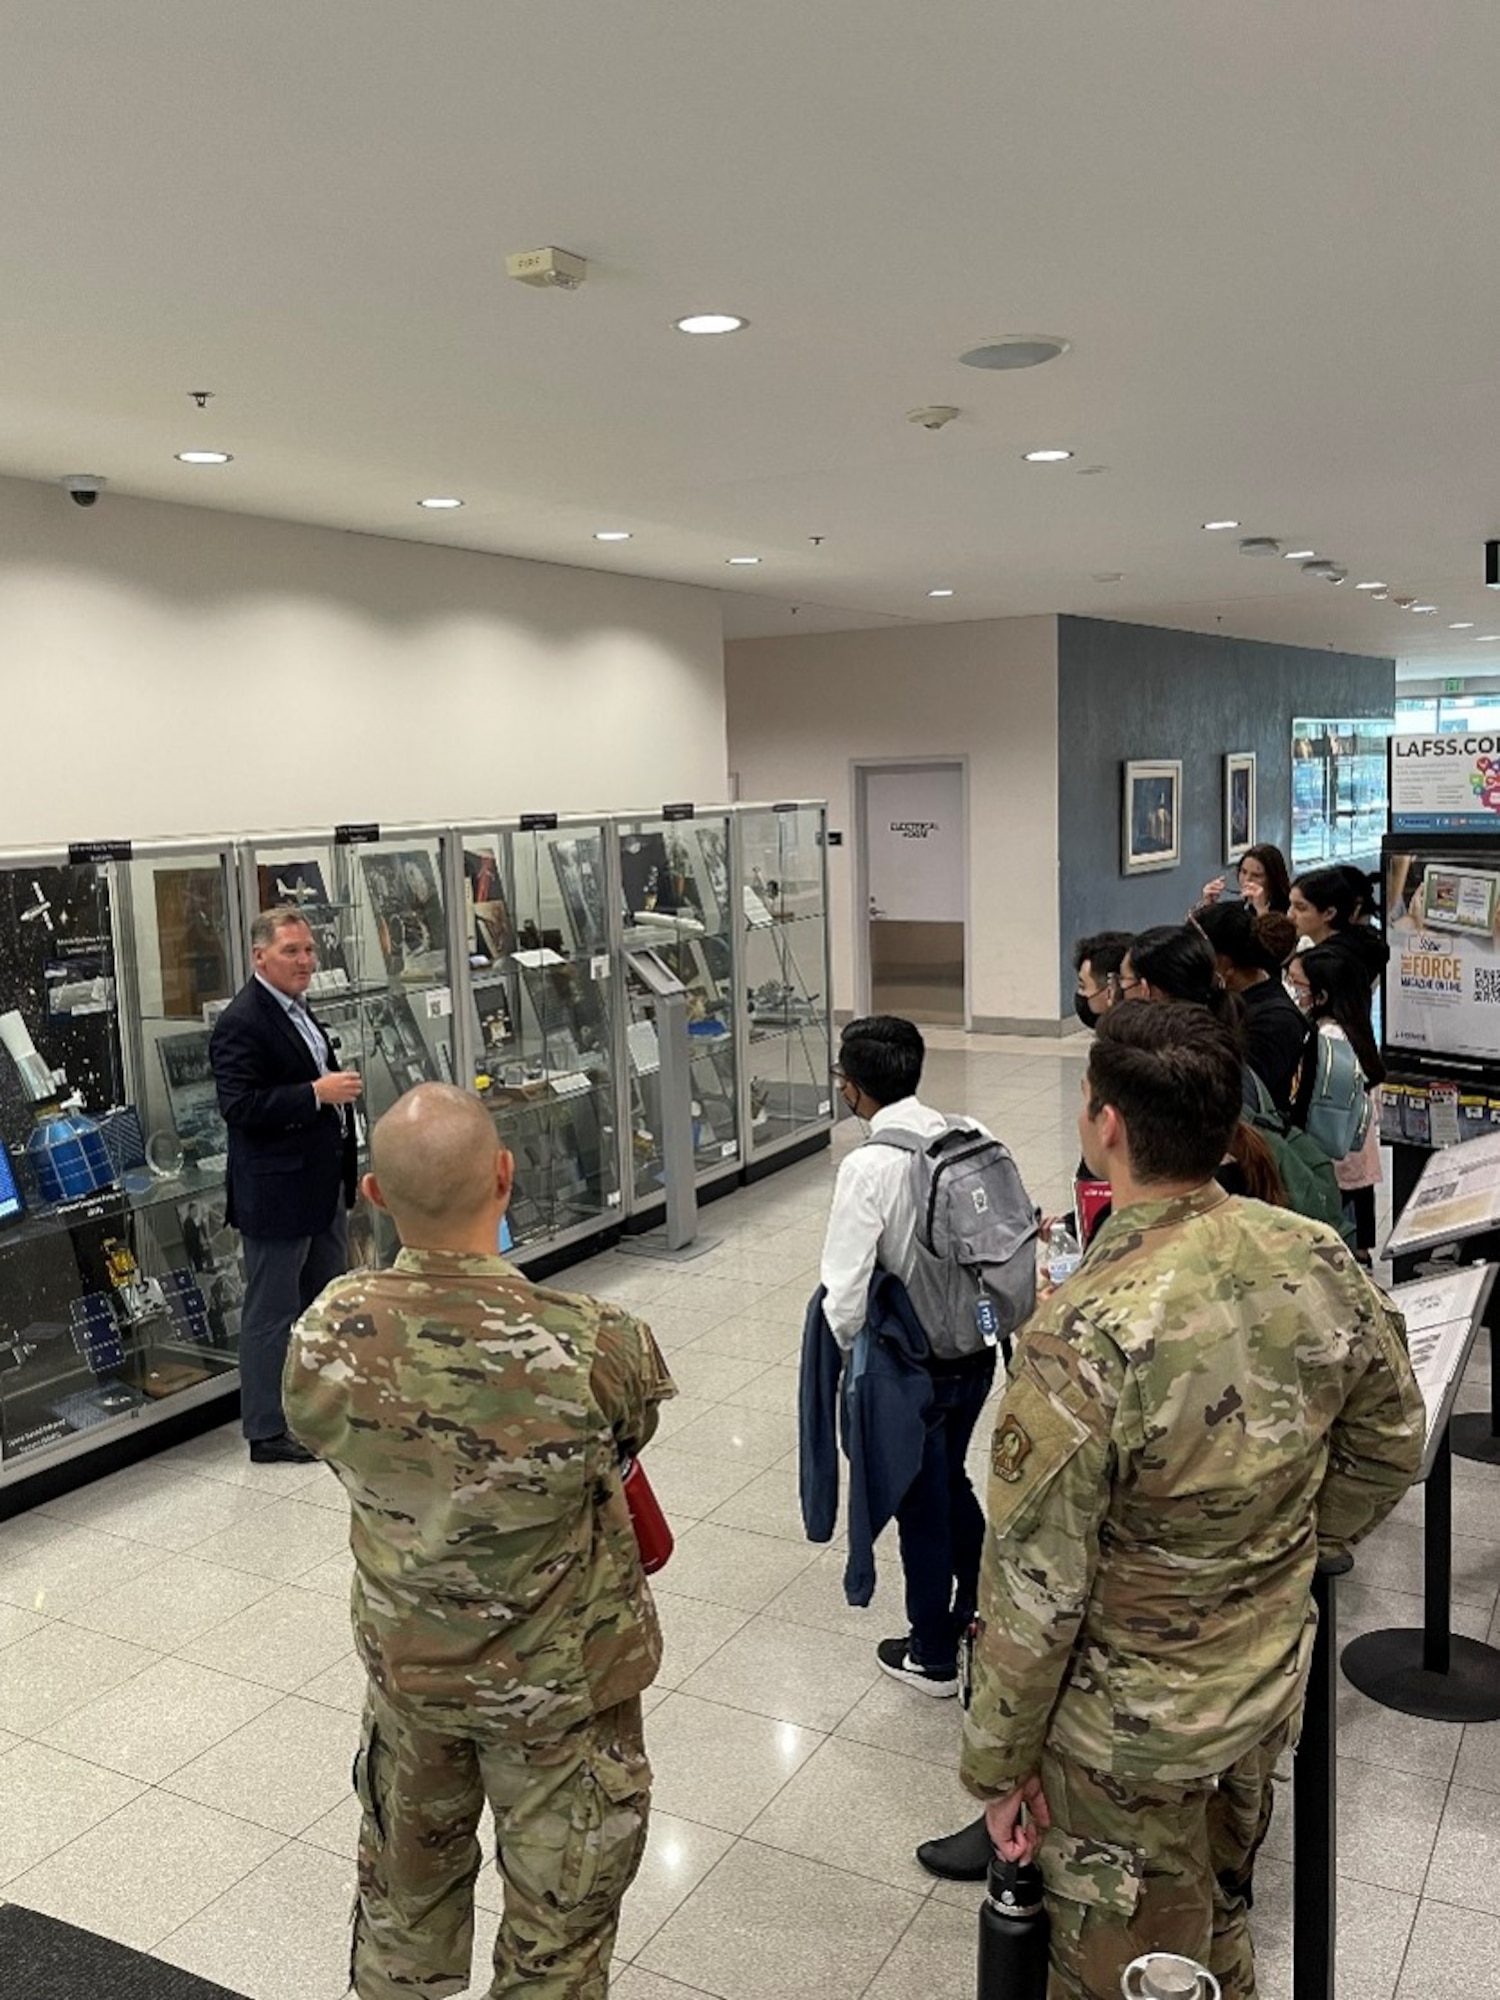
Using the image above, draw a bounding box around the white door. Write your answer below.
[858,762,967,1025]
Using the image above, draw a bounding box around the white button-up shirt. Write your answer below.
[819,1095,985,1346]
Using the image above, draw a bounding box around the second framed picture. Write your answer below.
[1225,752,1257,863]
[1123,760,1182,874]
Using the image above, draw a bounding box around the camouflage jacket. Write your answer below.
[961,1184,1423,1797]
[283,1248,676,1741]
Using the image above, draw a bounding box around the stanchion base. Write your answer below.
[1341,1628,1500,1722]
[616,1231,721,1264]
[1449,1411,1500,1466]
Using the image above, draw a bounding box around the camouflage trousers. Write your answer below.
[350,1682,651,2000]
[1035,1712,1298,2000]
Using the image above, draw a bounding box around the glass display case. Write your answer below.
[237,826,463,1268]
[453,818,623,1253]
[615,810,742,1212]
[1291,718,1393,875]
[734,802,834,1169]
[0,842,245,1482]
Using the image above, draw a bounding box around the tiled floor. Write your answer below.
[2,1031,1498,1998]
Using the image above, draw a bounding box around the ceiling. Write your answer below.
[3,2,1498,674]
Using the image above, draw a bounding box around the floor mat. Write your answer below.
[0,1904,252,2000]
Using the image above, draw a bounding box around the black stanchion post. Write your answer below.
[1342,1416,1500,1721]
[1292,1553,1349,2000]
[1450,1276,1500,1467]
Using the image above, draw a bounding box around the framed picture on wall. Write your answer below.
[1122,760,1182,875]
[1225,752,1257,863]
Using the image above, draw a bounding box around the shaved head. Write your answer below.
[368,1084,507,1237]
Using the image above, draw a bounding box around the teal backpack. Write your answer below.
[1244,1074,1351,1244]
[1298,1028,1372,1163]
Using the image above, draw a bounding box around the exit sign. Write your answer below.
[1444,677,1465,693]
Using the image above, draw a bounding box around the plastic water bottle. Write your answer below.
[1121,1955,1220,2000]
[1044,1219,1081,1287]
[977,1856,1049,1999]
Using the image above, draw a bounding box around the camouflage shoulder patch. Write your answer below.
[993,1414,1033,1483]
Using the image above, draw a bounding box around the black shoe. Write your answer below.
[876,1635,958,1698]
[249,1433,315,1466]
[916,1814,993,1882]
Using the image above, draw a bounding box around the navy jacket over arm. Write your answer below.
[798,1272,934,1607]
[209,979,357,1239]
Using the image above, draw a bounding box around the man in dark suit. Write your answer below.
[210,906,362,1464]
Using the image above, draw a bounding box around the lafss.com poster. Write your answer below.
[1387,852,1500,1062]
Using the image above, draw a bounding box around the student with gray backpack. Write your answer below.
[819,1016,1038,1695]
[1286,944,1381,1258]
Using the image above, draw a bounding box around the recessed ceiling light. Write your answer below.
[1203,520,1240,532]
[1076,464,1109,476]
[1476,634,1500,642]
[175,450,233,465]
[1368,589,1389,599]
[1284,549,1317,561]
[1092,572,1124,583]
[927,588,955,598]
[593,530,632,542]
[726,555,761,565]
[959,336,1070,370]
[1241,538,1281,557]
[675,313,747,335]
[1412,603,1438,614]
[1023,448,1073,463]
[1355,581,1386,591]
[418,496,463,509]
[1451,621,1476,630]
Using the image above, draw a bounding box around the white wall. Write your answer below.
[726,618,1061,1029]
[0,475,727,846]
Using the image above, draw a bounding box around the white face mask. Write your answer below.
[1284,976,1312,1010]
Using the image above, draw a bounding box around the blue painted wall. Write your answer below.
[1055,616,1394,1011]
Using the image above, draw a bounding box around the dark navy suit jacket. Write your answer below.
[798,1272,934,1608]
[209,978,357,1239]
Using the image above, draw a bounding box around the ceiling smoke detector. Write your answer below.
[1239,537,1281,557]
[907,405,960,430]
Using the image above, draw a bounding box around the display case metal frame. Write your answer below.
[612,807,746,1226]
[733,800,836,1175]
[0,836,249,1489]
[447,813,629,1266]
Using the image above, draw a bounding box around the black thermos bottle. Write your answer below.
[977,1855,1050,2000]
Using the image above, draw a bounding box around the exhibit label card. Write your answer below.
[1387,1263,1495,1474]
[1386,1130,1500,1254]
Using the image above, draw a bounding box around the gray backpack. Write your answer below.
[866,1123,1039,1359]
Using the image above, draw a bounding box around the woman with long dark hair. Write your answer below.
[1120,925,1287,1207]
[1193,901,1309,1117]
[1287,943,1384,1256]
[1201,842,1292,916]
[1289,865,1390,981]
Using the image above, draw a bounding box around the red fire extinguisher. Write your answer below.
[620,1455,674,1574]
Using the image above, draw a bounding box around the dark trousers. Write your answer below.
[238,1205,349,1440]
[895,1349,996,1669]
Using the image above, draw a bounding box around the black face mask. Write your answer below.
[1074,991,1099,1028]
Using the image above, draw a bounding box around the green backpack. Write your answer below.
[1244,1074,1351,1244]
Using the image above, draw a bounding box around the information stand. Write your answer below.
[1340,1262,1500,1722]
[616,948,718,1263]
[1384,1132,1500,1466]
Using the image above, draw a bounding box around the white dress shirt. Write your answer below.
[820,1095,988,1346]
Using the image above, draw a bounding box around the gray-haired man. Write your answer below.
[209,907,362,1462]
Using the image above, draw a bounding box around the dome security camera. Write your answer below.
[62,474,106,507]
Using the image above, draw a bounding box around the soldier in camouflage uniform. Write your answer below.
[283,1083,675,2000]
[958,1003,1423,2000]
